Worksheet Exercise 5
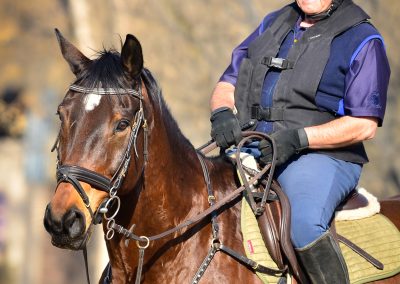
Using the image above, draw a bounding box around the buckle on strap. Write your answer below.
[251,105,284,121]
[261,56,294,70]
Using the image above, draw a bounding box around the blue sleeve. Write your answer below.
[342,38,390,126]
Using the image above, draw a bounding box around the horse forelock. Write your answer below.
[62,48,142,113]
[68,48,165,118]
[74,49,136,91]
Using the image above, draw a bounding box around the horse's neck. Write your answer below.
[106,122,207,263]
[139,110,208,222]
[106,111,240,281]
[139,136,206,230]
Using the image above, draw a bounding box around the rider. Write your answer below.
[209,0,390,282]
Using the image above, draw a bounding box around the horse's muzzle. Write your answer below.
[43,204,86,250]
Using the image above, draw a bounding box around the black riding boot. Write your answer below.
[296,231,350,284]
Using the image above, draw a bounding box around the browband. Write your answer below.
[69,84,142,99]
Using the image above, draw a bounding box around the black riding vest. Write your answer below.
[234,0,371,163]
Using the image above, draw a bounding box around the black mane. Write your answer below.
[140,67,195,153]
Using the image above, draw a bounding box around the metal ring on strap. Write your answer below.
[103,196,121,221]
[136,236,150,249]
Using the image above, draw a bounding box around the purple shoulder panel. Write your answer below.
[344,39,390,126]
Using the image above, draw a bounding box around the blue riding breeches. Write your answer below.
[275,153,362,248]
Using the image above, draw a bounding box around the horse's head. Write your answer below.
[44,29,150,250]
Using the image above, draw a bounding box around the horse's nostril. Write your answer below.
[44,204,63,234]
[43,204,52,232]
[63,208,85,238]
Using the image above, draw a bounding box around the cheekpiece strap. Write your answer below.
[69,84,142,99]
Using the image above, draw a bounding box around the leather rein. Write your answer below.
[100,132,285,284]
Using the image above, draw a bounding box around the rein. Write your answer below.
[109,131,275,243]
[103,132,285,283]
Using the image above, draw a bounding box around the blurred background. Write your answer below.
[0,0,398,283]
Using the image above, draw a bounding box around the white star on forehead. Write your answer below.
[84,93,102,111]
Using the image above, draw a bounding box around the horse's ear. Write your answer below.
[121,34,143,78]
[54,28,91,76]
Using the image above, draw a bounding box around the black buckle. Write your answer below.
[251,105,269,120]
[251,105,284,122]
[261,56,293,70]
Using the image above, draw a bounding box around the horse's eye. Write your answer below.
[116,120,130,132]
[56,110,64,123]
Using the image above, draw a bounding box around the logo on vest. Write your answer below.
[308,34,321,40]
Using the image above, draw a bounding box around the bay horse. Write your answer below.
[43,30,400,284]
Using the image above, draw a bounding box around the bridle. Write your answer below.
[52,81,148,227]
[52,80,148,284]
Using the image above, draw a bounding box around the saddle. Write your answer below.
[255,184,374,283]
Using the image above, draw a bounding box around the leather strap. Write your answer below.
[218,244,286,276]
[331,222,384,270]
[110,173,260,242]
[337,234,384,270]
[135,247,146,284]
[100,132,291,283]
[83,247,91,284]
[110,132,275,243]
[234,131,276,216]
[191,245,218,284]
[271,182,309,284]
[196,152,219,238]
[257,202,286,270]
[57,165,111,193]
[69,84,142,99]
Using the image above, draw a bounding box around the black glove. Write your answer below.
[258,129,309,166]
[210,107,242,148]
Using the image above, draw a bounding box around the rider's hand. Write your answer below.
[210,107,242,148]
[258,129,309,166]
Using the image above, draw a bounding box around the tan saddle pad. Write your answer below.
[241,199,400,284]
